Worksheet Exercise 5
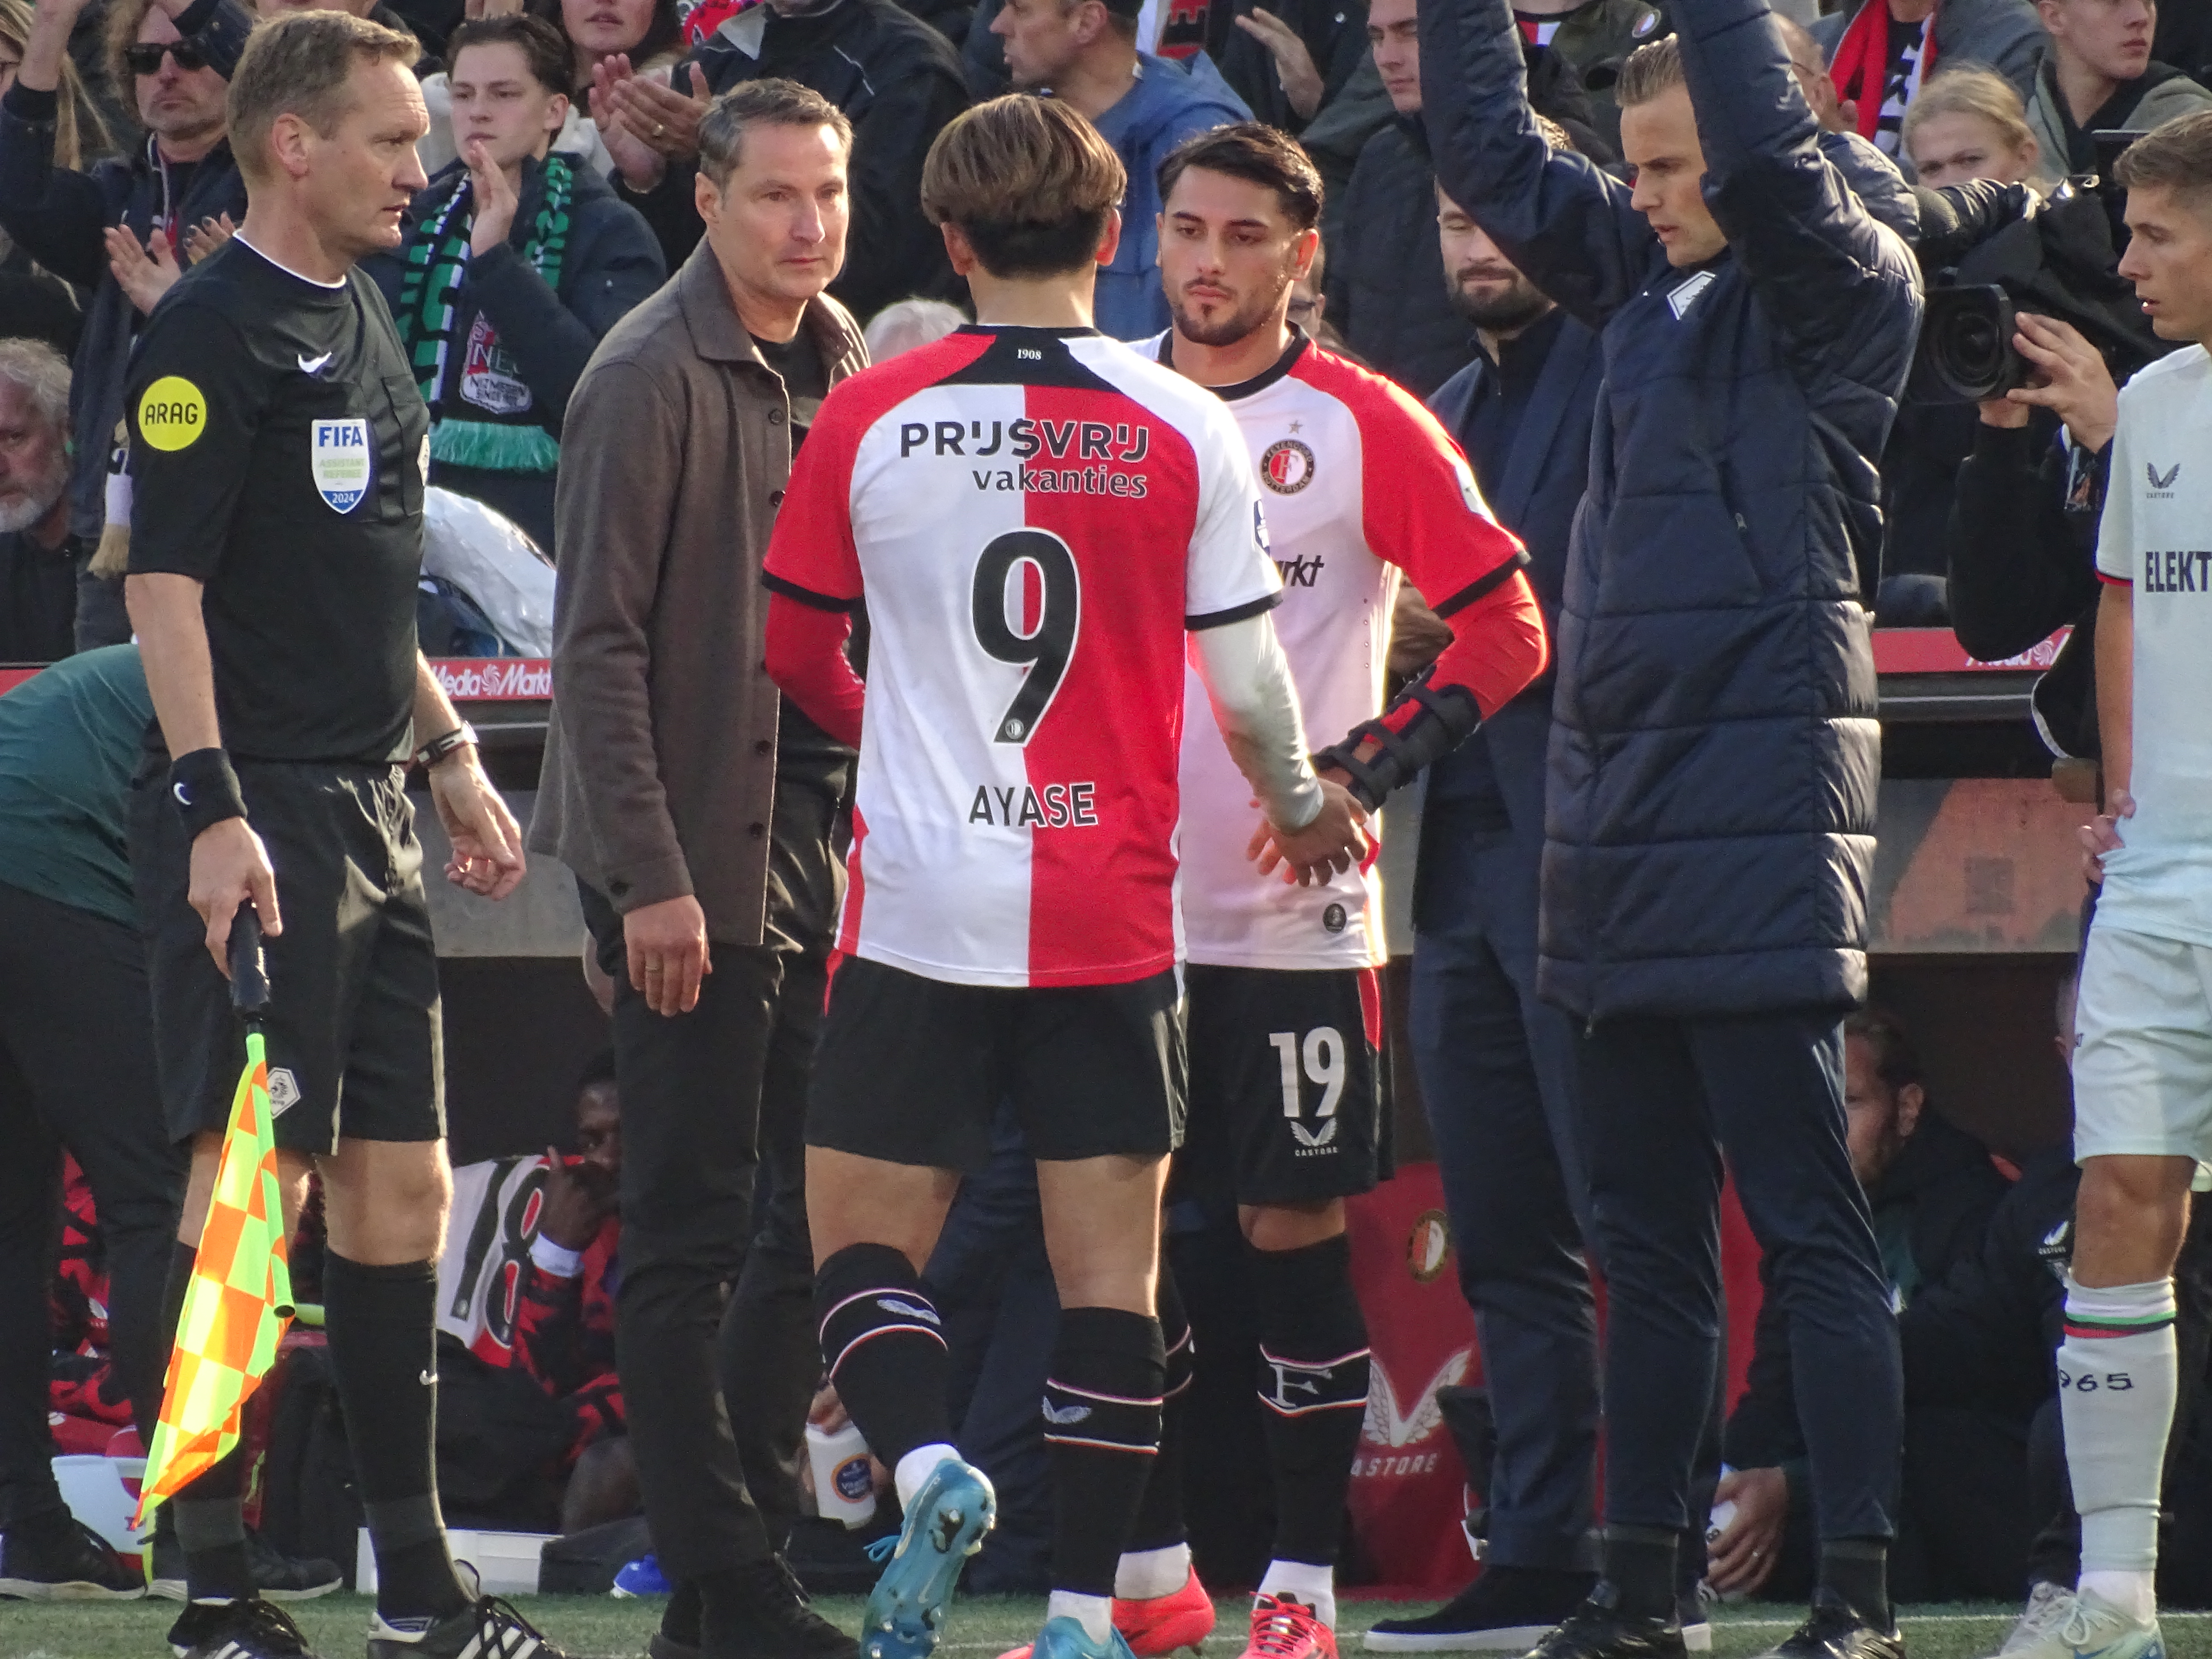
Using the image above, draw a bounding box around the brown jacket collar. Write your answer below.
[675,240,868,376]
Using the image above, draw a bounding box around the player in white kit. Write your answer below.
[2019,112,2212,1659]
[1104,124,1549,1659]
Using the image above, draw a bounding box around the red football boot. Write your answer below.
[998,1568,1219,1659]
[1237,1595,1337,1659]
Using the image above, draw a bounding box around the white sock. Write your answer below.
[1048,1590,1115,1644]
[893,1442,962,1513]
[1114,1543,1191,1601]
[2079,1570,2157,1625]
[2059,1277,2177,1587]
[1258,1560,1336,1629]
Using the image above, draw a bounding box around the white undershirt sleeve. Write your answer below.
[1190,612,1324,834]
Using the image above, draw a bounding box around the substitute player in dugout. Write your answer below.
[117,13,554,1659]
[763,95,1369,1659]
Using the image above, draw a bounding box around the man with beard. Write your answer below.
[1119,121,1546,1659]
[0,339,78,661]
[1364,165,1617,1656]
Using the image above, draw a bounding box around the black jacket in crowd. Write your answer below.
[365,155,666,551]
[1326,114,1473,399]
[0,0,250,549]
[1421,0,1919,1020]
[625,0,969,318]
[1726,1112,2011,1471]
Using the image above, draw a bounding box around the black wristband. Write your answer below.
[414,722,477,769]
[170,748,247,840]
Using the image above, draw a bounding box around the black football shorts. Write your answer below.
[1180,963,1392,1205]
[806,954,1186,1171]
[133,758,444,1153]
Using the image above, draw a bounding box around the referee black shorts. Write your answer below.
[1180,963,1393,1206]
[131,758,444,1154]
[806,955,1186,1173]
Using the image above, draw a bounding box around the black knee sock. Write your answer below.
[1819,1537,1892,1630]
[1047,1306,1165,1598]
[323,1253,469,1623]
[815,1243,952,1469]
[1249,1234,1370,1567]
[157,1238,254,1603]
[1125,1267,1193,1556]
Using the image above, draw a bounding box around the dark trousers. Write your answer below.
[581,886,820,1580]
[0,880,184,1528]
[1409,816,1599,1571]
[1577,1010,1901,1541]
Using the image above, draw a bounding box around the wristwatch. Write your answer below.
[415,722,478,768]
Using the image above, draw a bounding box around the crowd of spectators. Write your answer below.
[3,0,2212,1644]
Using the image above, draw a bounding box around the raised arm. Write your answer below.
[1417,0,1653,329]
[1673,0,1918,355]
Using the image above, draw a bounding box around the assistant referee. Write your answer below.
[119,14,557,1659]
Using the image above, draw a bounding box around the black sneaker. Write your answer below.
[166,1596,322,1658]
[0,1513,146,1600]
[1523,1592,1687,1659]
[149,1525,345,1602]
[649,1578,704,1659]
[368,1593,568,1659]
[1754,1600,1905,1659]
[702,1553,859,1659]
[1365,1566,1598,1652]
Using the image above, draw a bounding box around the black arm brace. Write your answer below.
[1313,667,1482,811]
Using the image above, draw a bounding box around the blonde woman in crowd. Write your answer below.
[1902,64,2044,189]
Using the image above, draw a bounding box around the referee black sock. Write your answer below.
[323,1253,469,1623]
[1250,1233,1370,1569]
[815,1243,953,1470]
[158,1238,253,1604]
[1047,1306,1165,1598]
[1124,1265,1193,1557]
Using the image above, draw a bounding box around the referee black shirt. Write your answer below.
[124,237,429,762]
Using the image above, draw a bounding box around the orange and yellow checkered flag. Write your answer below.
[134,1025,295,1525]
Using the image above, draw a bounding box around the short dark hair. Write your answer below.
[1156,121,1321,233]
[447,14,573,102]
[921,95,1126,279]
[697,77,853,189]
[577,1048,618,1096]
[1844,1007,1923,1094]
[227,10,419,184]
[2115,109,2212,205]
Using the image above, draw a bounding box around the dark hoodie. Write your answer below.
[365,154,665,551]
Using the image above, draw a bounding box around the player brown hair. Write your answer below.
[2115,109,2212,205]
[1156,121,1322,233]
[1615,32,1685,108]
[920,94,1127,279]
[697,77,853,189]
[224,10,419,184]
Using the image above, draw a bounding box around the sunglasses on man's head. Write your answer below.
[125,41,208,75]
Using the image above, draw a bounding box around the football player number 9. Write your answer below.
[973,529,1081,745]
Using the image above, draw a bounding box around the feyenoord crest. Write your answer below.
[311,417,373,513]
[1261,437,1316,495]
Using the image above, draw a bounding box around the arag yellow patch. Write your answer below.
[138,376,207,451]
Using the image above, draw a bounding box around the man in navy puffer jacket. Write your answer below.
[1418,0,1919,1656]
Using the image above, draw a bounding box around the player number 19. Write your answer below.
[1270,1028,1345,1119]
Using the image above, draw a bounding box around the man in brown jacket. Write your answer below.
[532,78,868,1659]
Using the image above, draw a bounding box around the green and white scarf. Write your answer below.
[396,154,573,474]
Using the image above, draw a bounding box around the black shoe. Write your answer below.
[650,1579,704,1659]
[149,1525,344,1602]
[1522,1592,1687,1659]
[0,1513,146,1600]
[701,1553,860,1659]
[1754,1600,1904,1659]
[166,1597,322,1658]
[1367,1567,1598,1652]
[368,1593,568,1659]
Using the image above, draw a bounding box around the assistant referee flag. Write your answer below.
[135,1027,296,1524]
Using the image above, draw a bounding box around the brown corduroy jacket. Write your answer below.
[531,242,868,943]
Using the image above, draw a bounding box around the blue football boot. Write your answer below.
[1027,1615,1141,1659]
[859,1457,997,1659]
